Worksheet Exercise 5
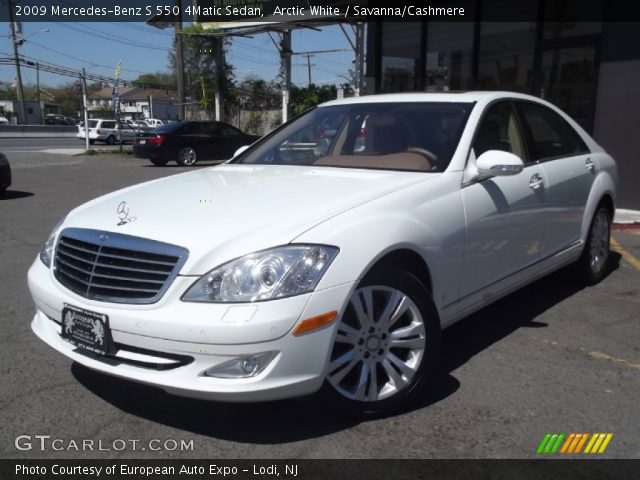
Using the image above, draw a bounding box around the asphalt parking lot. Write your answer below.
[1,152,639,459]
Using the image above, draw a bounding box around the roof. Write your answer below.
[87,86,135,100]
[319,91,539,107]
[120,87,176,101]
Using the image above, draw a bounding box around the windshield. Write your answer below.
[234,102,473,172]
[87,120,98,128]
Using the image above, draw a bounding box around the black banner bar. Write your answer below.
[1,0,638,22]
[2,459,639,480]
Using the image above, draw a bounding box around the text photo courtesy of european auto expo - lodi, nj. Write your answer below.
[2,1,640,479]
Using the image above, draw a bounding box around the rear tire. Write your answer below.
[106,136,116,145]
[176,146,198,166]
[324,268,441,415]
[88,140,95,145]
[576,206,611,284]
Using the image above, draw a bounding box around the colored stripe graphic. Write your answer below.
[537,433,565,454]
[538,433,613,454]
[585,433,614,454]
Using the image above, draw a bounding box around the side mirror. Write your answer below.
[476,150,524,176]
[233,145,250,158]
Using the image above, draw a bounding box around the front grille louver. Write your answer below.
[54,228,188,304]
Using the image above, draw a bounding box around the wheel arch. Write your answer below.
[363,248,433,296]
[581,170,616,241]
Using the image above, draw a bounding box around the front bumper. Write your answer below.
[28,258,355,402]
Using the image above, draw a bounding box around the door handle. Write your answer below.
[586,157,595,173]
[529,173,544,190]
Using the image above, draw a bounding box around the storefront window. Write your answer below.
[425,22,475,91]
[477,1,538,92]
[380,23,422,93]
[477,22,536,92]
[544,0,603,39]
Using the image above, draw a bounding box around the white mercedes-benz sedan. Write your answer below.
[29,92,617,413]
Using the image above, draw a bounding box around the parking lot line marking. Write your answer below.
[611,237,640,271]
[579,348,640,370]
[536,337,640,370]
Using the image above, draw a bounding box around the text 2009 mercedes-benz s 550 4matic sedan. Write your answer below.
[28,92,617,413]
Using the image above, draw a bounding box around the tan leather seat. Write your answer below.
[314,152,432,171]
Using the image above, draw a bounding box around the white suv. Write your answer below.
[77,119,137,145]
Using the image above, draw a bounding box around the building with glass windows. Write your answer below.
[364,5,640,208]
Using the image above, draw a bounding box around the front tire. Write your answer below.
[176,146,198,166]
[149,155,169,166]
[576,206,611,284]
[325,269,440,414]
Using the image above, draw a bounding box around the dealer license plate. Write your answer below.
[61,304,113,356]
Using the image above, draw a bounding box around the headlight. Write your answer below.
[182,245,339,303]
[39,218,65,267]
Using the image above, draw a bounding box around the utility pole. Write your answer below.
[355,23,365,97]
[302,54,315,86]
[214,37,223,121]
[281,30,291,123]
[36,63,43,124]
[8,1,27,124]
[174,0,185,120]
[80,68,89,151]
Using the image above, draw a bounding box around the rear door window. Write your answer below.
[515,101,589,161]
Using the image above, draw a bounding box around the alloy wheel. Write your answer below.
[327,285,426,402]
[178,147,197,166]
[589,209,610,276]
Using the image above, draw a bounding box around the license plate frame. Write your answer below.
[61,303,114,356]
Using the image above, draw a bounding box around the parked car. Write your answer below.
[77,119,137,145]
[124,119,147,129]
[144,118,165,128]
[0,152,10,194]
[133,120,260,166]
[28,92,617,413]
[0,116,9,125]
[44,114,65,125]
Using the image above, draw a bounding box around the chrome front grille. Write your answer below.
[54,228,188,304]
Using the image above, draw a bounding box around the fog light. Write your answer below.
[204,352,277,379]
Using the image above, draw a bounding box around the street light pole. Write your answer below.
[7,1,27,124]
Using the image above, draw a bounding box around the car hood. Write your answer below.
[63,164,430,274]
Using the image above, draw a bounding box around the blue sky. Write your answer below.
[0,22,354,89]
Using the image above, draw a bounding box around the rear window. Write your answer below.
[154,122,186,134]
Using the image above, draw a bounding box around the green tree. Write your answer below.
[169,24,236,118]
[243,111,263,135]
[132,72,175,89]
[237,76,280,110]
[289,84,337,116]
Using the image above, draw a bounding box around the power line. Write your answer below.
[27,39,148,74]
[56,23,170,52]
